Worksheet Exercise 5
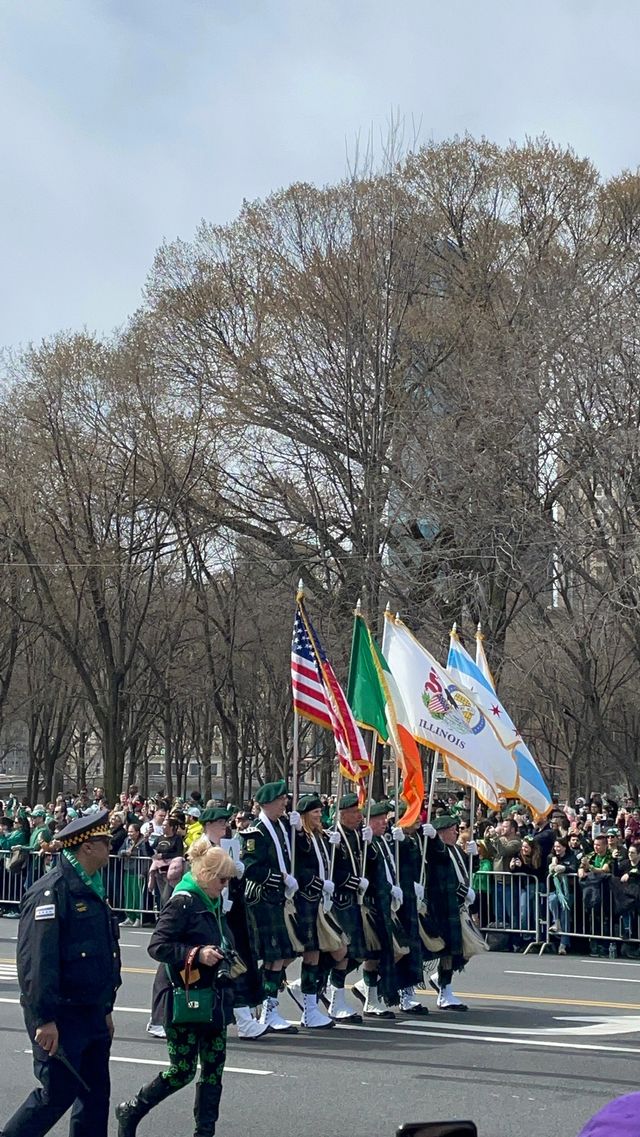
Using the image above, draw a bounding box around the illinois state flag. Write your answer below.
[382,613,519,807]
[347,611,424,827]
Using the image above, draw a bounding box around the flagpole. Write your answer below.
[420,749,439,889]
[426,749,439,821]
[360,733,377,882]
[290,579,304,879]
[328,770,343,881]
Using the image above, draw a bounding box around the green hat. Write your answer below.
[369,800,393,818]
[201,807,233,824]
[31,806,46,818]
[433,814,458,831]
[67,807,78,820]
[607,827,620,836]
[339,792,360,810]
[397,801,408,817]
[298,794,322,814]
[255,780,288,805]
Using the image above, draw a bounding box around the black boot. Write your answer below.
[194,1082,222,1137]
[115,1074,175,1137]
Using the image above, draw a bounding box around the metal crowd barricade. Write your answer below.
[476,870,544,952]
[0,850,157,920]
[542,872,640,957]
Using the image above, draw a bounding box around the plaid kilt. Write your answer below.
[295,892,320,952]
[332,896,367,961]
[244,885,298,962]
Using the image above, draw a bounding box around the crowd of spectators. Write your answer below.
[2,783,640,956]
[441,789,640,957]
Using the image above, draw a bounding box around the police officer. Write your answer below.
[1,811,121,1137]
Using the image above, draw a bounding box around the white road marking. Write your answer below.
[504,969,640,984]
[20,1050,272,1076]
[333,1021,640,1054]
[550,1015,640,1036]
[2,998,639,1054]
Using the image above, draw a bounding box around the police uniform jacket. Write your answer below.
[16,856,121,1027]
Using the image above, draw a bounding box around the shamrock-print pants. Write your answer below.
[161,1023,227,1088]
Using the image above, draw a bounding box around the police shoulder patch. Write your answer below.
[35,904,56,920]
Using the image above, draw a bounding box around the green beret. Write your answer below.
[433,814,459,831]
[297,794,322,814]
[255,780,288,805]
[369,800,393,818]
[201,807,233,824]
[339,793,360,810]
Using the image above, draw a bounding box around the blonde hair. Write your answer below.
[188,837,237,888]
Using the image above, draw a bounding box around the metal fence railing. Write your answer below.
[476,869,640,956]
[0,850,157,918]
[476,871,544,952]
[3,856,640,959]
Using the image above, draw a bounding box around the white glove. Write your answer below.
[233,859,245,878]
[222,894,233,913]
[414,881,425,902]
[391,826,405,842]
[466,840,478,855]
[328,830,341,846]
[422,822,436,839]
[358,876,369,894]
[466,886,476,905]
[289,810,302,830]
[391,885,403,905]
[322,879,335,896]
[361,825,373,843]
[284,873,298,895]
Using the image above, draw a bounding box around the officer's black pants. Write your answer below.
[1,1007,111,1137]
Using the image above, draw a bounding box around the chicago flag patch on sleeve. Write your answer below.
[34,904,56,920]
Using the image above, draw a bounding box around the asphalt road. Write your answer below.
[1,915,639,1137]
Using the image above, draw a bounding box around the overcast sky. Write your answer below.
[3,0,640,349]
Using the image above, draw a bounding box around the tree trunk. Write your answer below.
[163,705,173,801]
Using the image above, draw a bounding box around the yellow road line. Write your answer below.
[3,959,639,1012]
[416,990,640,1012]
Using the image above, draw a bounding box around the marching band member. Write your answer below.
[240,781,301,1034]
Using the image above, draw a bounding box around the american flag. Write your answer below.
[291,600,372,783]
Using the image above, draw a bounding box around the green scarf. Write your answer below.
[173,871,222,922]
[62,848,106,900]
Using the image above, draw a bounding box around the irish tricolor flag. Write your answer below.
[347,610,425,827]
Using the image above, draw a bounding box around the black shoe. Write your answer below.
[363,1008,395,1019]
[402,1003,430,1016]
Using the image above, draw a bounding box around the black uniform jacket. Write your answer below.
[17,856,122,1027]
[148,891,235,1025]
